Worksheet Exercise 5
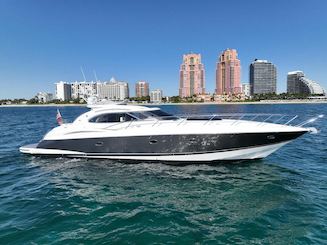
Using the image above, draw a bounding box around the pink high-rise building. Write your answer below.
[216,49,241,95]
[179,54,205,97]
[135,81,149,97]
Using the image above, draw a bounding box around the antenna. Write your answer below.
[80,66,87,81]
[93,70,99,82]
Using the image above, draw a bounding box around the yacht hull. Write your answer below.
[19,141,290,162]
[19,131,306,162]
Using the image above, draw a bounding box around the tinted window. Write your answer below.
[150,110,173,117]
[148,110,179,120]
[89,113,135,123]
[128,112,149,119]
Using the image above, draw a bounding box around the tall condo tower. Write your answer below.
[287,71,325,95]
[179,53,205,98]
[55,81,72,101]
[249,59,277,95]
[216,49,241,95]
[135,81,149,97]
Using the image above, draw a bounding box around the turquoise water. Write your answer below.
[0,104,326,244]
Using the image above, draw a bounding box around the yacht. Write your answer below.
[20,104,319,162]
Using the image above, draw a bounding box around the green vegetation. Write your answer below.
[27,97,39,104]
[0,98,28,105]
[169,95,207,103]
[0,98,87,105]
[248,93,310,101]
[129,96,150,102]
[169,96,182,103]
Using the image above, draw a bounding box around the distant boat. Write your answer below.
[20,104,321,163]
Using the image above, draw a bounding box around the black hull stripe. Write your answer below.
[64,141,289,157]
[37,131,307,156]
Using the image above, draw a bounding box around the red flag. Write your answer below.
[56,109,63,125]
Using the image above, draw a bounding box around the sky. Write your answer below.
[0,0,326,99]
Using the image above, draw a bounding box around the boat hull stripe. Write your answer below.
[36,131,306,155]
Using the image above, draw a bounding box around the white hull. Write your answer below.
[19,141,290,162]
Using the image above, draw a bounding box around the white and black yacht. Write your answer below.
[20,104,319,162]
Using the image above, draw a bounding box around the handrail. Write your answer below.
[284,115,298,125]
[170,113,301,126]
[91,113,321,129]
[296,114,324,127]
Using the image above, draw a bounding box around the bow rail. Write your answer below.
[175,113,300,126]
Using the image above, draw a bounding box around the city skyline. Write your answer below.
[0,0,327,99]
[6,51,326,100]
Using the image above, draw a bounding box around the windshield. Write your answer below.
[148,110,173,117]
[145,110,179,120]
[88,109,179,123]
[127,109,179,120]
[127,112,149,120]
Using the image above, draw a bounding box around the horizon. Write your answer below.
[0,0,326,99]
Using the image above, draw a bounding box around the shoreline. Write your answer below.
[158,100,327,105]
[0,104,88,107]
[1,100,327,107]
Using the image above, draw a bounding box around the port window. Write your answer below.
[89,113,136,123]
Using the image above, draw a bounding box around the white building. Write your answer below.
[242,83,251,97]
[150,89,163,103]
[36,92,53,103]
[71,81,97,101]
[97,77,129,101]
[55,81,71,101]
[287,71,326,95]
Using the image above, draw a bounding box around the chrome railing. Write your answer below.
[176,113,300,126]
[99,113,323,130]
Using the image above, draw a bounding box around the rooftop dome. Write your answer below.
[109,77,117,83]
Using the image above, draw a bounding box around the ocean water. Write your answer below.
[0,104,326,244]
